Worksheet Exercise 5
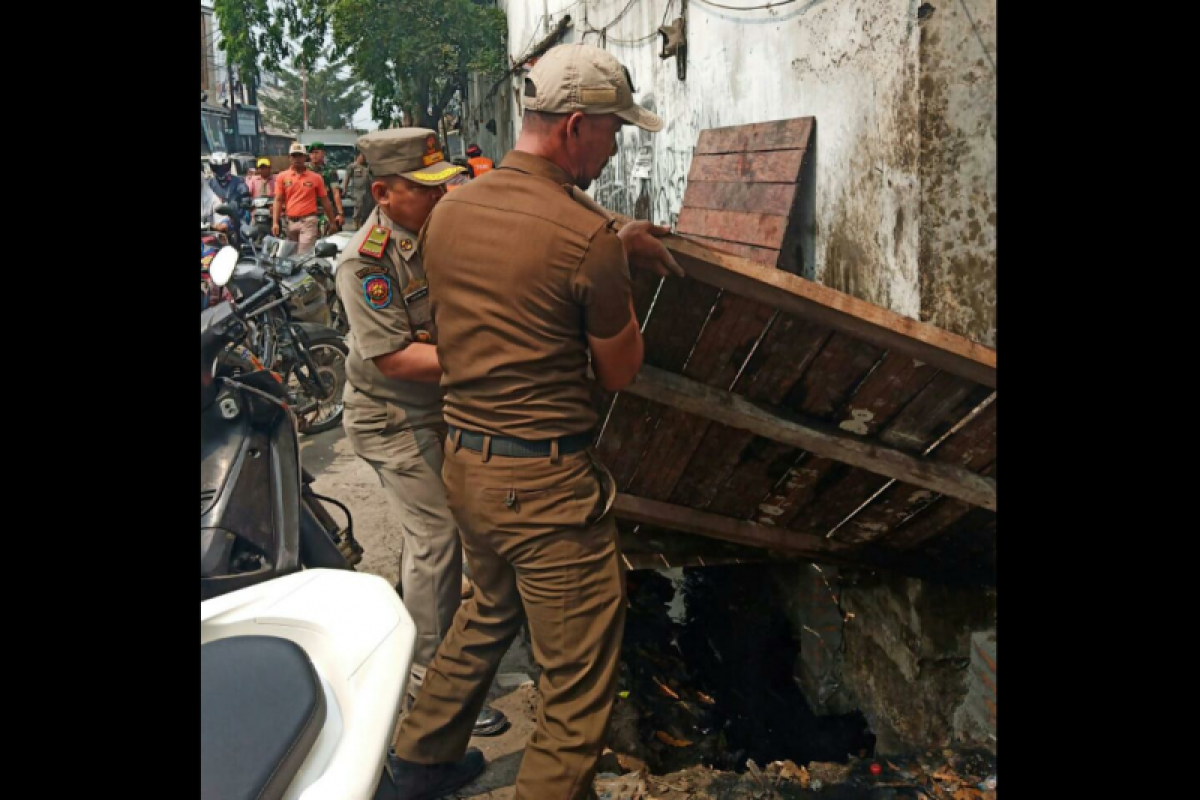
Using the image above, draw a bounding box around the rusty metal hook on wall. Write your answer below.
[658,0,688,81]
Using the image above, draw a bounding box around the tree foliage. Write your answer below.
[213,0,507,129]
[260,58,368,132]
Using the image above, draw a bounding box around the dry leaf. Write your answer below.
[654,731,693,747]
[952,790,983,800]
[651,677,681,701]
[697,691,716,705]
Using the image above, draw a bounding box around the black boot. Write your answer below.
[389,747,486,800]
[472,706,509,737]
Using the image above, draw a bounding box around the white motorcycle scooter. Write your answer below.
[201,569,416,800]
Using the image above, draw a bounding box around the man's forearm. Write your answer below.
[371,343,442,382]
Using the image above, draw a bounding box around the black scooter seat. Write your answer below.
[201,636,327,800]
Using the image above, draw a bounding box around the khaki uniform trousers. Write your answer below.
[393,436,625,800]
[287,216,319,253]
[343,399,462,707]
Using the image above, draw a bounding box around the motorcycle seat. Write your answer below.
[201,636,327,800]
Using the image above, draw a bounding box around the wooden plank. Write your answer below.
[908,505,997,586]
[683,235,780,267]
[683,181,799,217]
[594,276,722,487]
[591,268,663,446]
[623,365,999,510]
[615,493,859,562]
[624,229,998,388]
[767,371,990,532]
[888,496,978,552]
[620,524,774,564]
[615,494,951,581]
[696,118,815,155]
[831,404,998,544]
[687,150,806,184]
[704,334,885,519]
[666,316,832,510]
[751,352,940,528]
[676,208,790,250]
[628,293,777,500]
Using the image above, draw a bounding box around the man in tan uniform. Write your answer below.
[335,128,508,754]
[389,45,681,800]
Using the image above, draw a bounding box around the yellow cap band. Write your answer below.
[411,166,463,182]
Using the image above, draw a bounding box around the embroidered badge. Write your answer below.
[363,275,393,310]
[399,238,414,252]
[359,225,391,259]
[355,265,388,279]
[421,134,445,167]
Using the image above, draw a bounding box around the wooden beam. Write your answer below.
[614,493,859,563]
[614,494,978,586]
[611,213,996,387]
[623,365,998,511]
[668,235,997,387]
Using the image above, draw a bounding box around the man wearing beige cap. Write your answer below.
[388,44,681,800]
[272,141,340,252]
[335,129,508,771]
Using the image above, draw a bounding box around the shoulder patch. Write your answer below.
[359,225,392,259]
[363,275,393,310]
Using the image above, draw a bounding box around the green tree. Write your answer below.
[213,0,507,129]
[261,58,369,132]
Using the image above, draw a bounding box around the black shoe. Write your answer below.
[389,747,486,800]
[472,706,509,737]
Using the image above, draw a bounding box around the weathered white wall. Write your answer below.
[461,0,997,346]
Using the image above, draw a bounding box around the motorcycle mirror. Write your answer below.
[314,242,339,258]
[215,204,235,217]
[209,247,239,287]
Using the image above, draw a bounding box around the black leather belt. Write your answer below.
[448,426,592,458]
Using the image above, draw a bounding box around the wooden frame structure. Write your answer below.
[594,119,997,585]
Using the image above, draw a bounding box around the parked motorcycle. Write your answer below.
[201,569,414,800]
[202,246,361,605]
[216,237,348,435]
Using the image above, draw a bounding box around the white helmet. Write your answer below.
[209,152,230,167]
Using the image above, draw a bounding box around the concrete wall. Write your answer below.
[461,0,997,345]
[777,562,997,755]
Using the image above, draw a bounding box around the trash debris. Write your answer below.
[807,761,852,785]
[653,676,681,700]
[870,762,883,776]
[979,776,997,791]
[594,770,648,800]
[696,691,716,705]
[655,731,693,748]
[618,690,631,699]
[811,777,825,792]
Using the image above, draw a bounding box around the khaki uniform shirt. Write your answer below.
[336,206,443,429]
[420,151,633,439]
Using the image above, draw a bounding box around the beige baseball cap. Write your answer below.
[523,44,663,132]
[356,128,465,186]
[288,142,307,155]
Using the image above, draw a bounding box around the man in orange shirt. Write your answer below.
[271,142,340,252]
[465,143,494,178]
